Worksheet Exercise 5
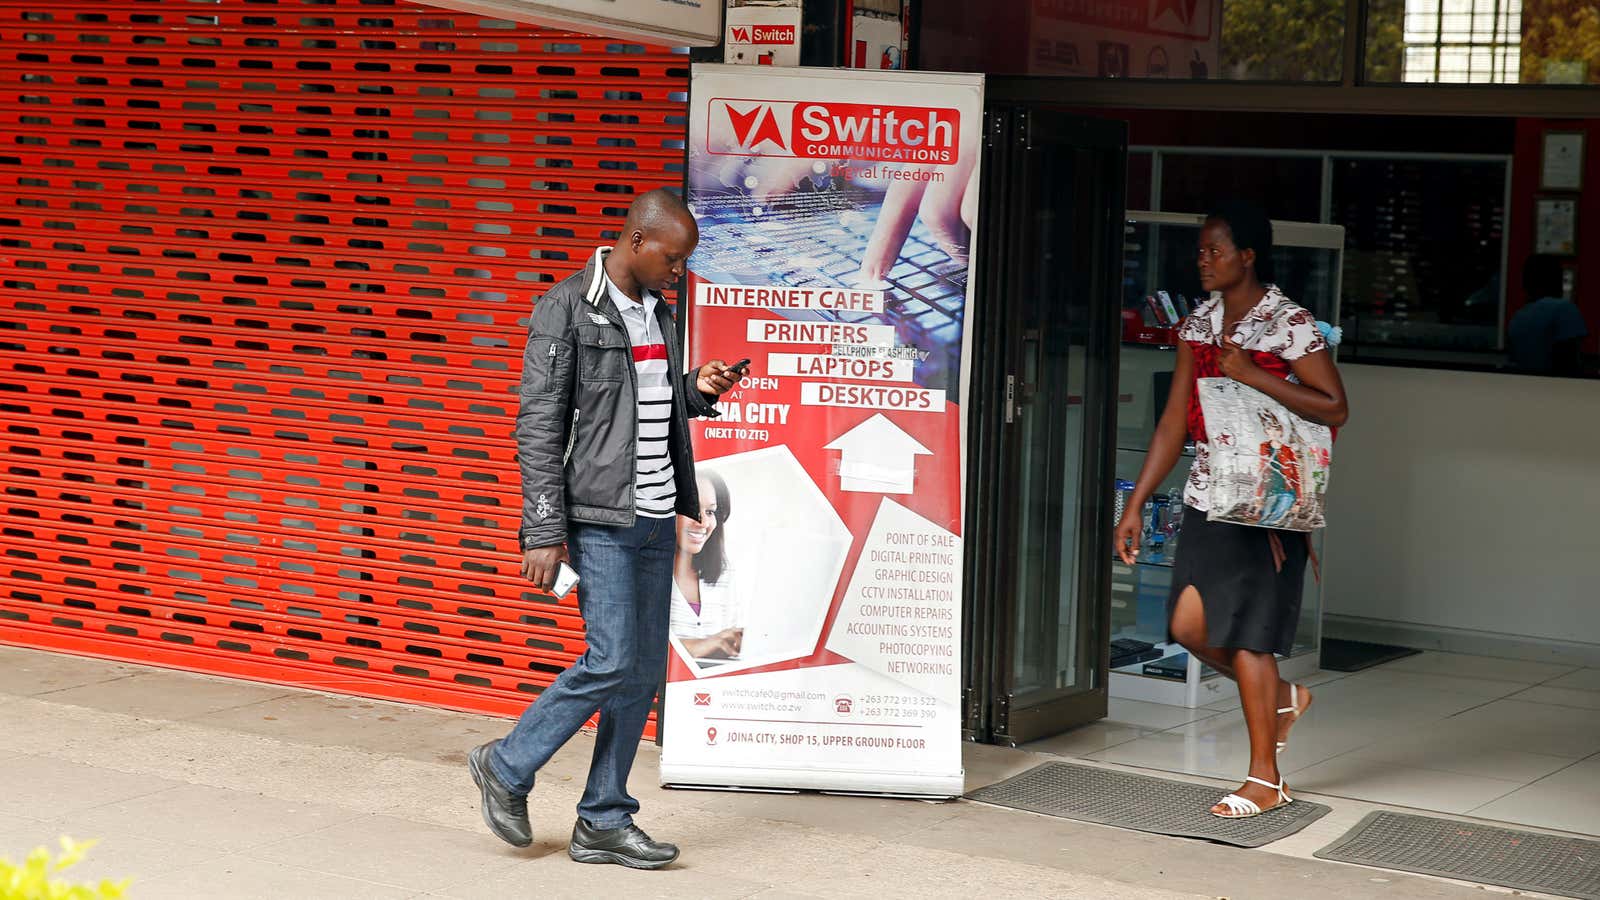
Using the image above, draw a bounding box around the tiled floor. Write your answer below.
[1026,651,1600,837]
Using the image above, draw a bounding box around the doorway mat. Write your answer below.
[965,761,1329,849]
[1320,637,1421,672]
[1315,811,1600,899]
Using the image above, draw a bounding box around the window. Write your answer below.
[1367,0,1600,84]
[1220,0,1346,81]
[1133,147,1513,366]
[1331,157,1510,359]
[1127,151,1154,209]
[1158,153,1325,222]
[1391,0,1522,83]
[920,0,1347,82]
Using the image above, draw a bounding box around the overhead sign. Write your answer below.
[724,0,802,66]
[662,64,983,797]
[415,0,721,47]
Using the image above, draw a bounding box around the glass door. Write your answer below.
[964,105,1126,746]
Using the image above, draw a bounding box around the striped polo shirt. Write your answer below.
[603,273,676,519]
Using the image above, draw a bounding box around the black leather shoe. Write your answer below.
[568,819,679,869]
[468,741,532,848]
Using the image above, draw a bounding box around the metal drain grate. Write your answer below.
[966,762,1330,848]
[1316,811,1600,899]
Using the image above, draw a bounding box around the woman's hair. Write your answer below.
[693,469,733,584]
[1206,200,1275,284]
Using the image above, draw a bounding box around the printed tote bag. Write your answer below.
[1195,376,1332,532]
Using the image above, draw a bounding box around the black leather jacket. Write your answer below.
[515,248,719,550]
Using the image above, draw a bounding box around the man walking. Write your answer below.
[469,189,739,869]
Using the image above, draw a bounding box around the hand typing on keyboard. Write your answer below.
[686,152,974,353]
[694,155,834,203]
[859,155,979,282]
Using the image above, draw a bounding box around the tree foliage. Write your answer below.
[1521,0,1600,83]
[1221,0,1347,81]
[1219,0,1409,82]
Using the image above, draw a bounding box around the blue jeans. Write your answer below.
[490,515,675,829]
[1259,491,1296,527]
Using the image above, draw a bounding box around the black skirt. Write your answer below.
[1167,505,1308,655]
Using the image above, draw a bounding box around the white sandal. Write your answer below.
[1212,776,1293,819]
[1276,683,1309,753]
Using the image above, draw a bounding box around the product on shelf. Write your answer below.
[1110,637,1162,668]
[1113,478,1135,524]
[1121,308,1178,346]
[1146,494,1169,562]
[1162,485,1183,556]
[1142,652,1190,680]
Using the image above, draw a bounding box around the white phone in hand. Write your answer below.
[551,562,580,599]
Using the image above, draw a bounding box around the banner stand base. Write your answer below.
[661,783,800,795]
[661,764,964,800]
[663,784,962,802]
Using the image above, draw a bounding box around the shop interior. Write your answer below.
[920,0,1600,837]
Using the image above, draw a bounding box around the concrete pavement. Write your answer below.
[0,644,1529,898]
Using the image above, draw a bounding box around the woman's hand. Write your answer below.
[1217,336,1258,382]
[682,628,743,659]
[1114,510,1143,566]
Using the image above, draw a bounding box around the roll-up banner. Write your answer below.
[662,64,982,797]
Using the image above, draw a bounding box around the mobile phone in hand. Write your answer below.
[551,562,580,599]
[730,358,751,377]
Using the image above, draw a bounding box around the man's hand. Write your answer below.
[521,544,569,591]
[696,360,744,398]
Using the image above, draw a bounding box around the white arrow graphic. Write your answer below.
[824,414,932,495]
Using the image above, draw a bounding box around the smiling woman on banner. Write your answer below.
[670,469,744,660]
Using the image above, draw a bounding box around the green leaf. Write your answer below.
[0,836,131,900]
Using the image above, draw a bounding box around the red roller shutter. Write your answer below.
[0,0,689,722]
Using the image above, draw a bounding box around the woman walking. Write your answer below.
[1115,201,1349,818]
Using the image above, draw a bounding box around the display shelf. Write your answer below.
[1121,312,1179,348]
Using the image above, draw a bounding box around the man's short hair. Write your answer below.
[625,188,695,237]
